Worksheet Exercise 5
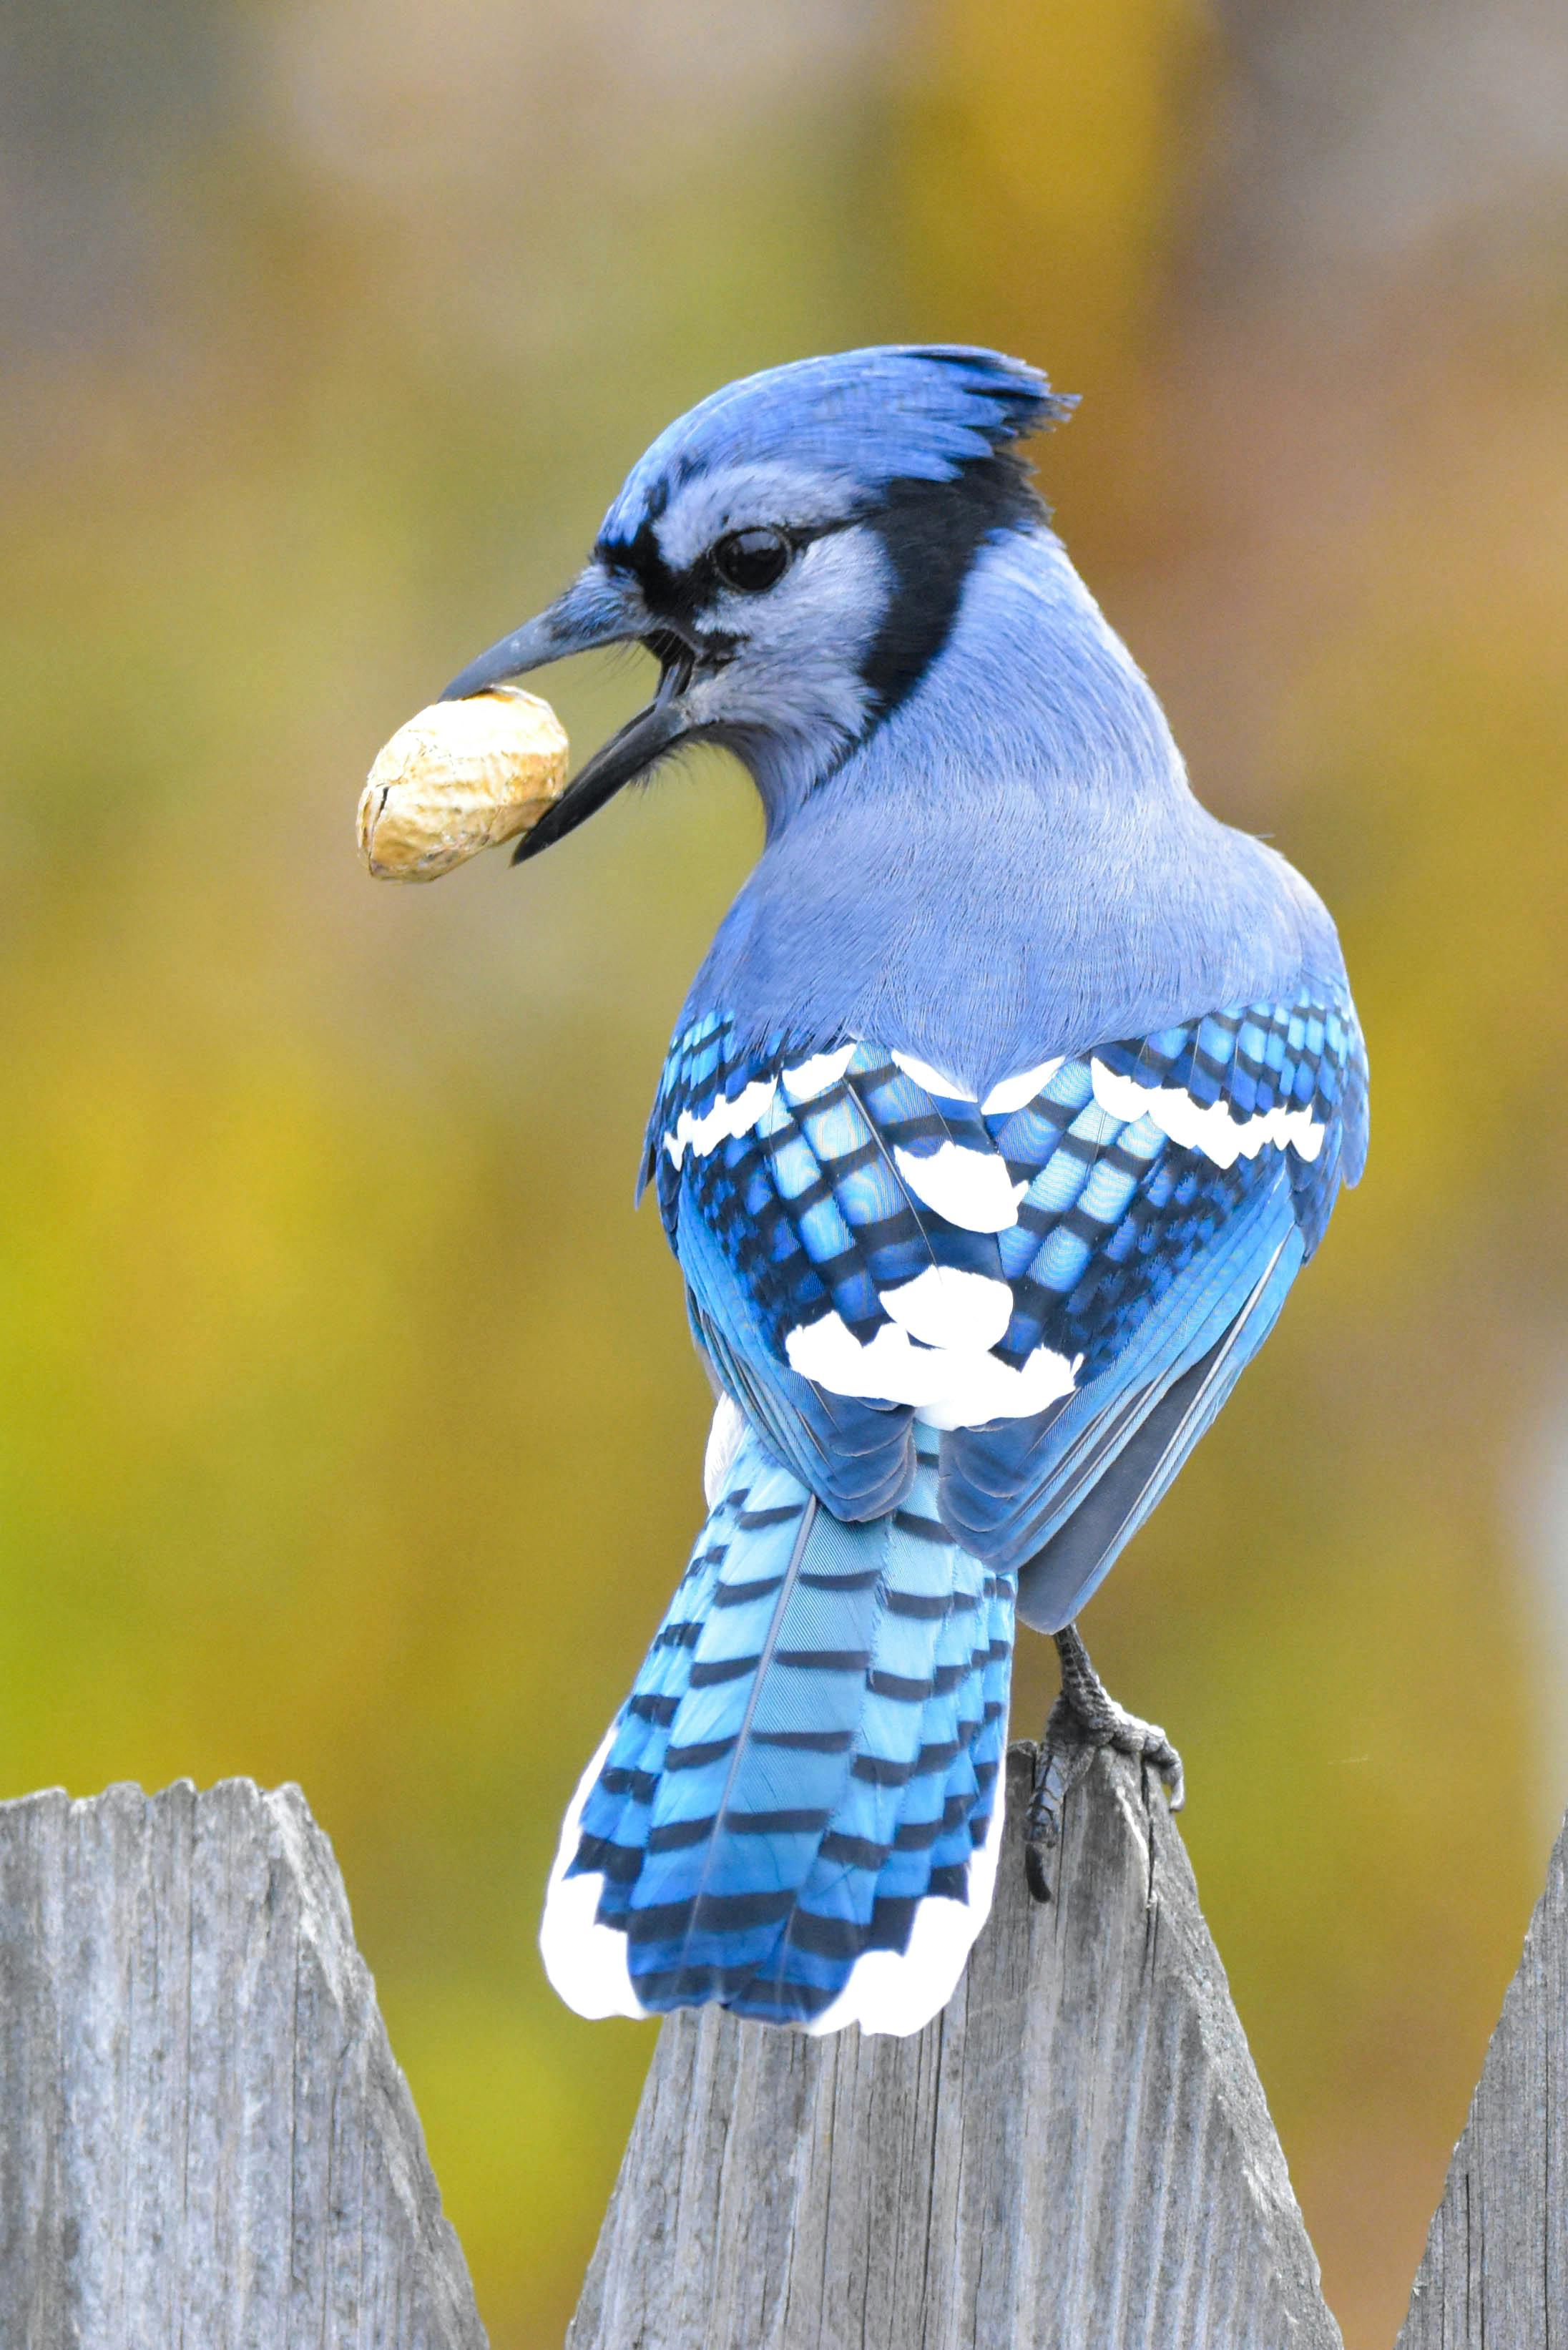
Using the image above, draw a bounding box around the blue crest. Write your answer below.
[599,344,1074,551]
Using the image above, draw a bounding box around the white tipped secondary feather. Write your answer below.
[664,1078,778,1169]
[913,1341,1079,1430]
[893,1142,1026,1233]
[785,1308,1077,1427]
[981,1059,1064,1117]
[702,1393,748,1507]
[539,1727,648,2023]
[881,1264,1013,1352]
[889,1049,977,1101]
[781,1043,858,1101]
[1089,1061,1325,1169]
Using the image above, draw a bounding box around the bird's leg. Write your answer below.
[1024,1624,1185,1903]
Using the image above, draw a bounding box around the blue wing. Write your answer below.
[643,991,1366,1617]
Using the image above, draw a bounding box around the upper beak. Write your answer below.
[438,564,695,864]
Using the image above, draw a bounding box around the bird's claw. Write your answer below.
[1023,1698,1097,1901]
[1024,1625,1185,1903]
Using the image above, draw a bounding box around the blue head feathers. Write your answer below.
[599,345,1074,552]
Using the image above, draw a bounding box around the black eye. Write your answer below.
[711,527,791,593]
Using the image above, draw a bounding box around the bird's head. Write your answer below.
[441,346,1073,856]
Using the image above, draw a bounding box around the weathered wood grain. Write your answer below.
[569,1741,1339,2350]
[0,1777,486,2350]
[1397,1797,1568,2349]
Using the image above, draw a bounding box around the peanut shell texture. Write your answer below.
[357,687,569,881]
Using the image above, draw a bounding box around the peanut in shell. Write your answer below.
[358,687,569,881]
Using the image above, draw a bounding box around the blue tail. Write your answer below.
[541,1421,1014,2032]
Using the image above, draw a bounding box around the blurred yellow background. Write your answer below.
[5,3,1568,2342]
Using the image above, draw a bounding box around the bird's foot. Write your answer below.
[1024,1623,1185,1903]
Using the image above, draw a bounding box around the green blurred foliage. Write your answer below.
[4,4,1568,2344]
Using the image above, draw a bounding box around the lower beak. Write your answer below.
[438,565,695,863]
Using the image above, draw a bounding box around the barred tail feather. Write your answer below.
[540,1420,1015,2032]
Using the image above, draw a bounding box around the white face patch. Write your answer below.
[664,1077,778,1170]
[784,1308,1077,1429]
[649,461,853,575]
[678,527,889,751]
[893,1142,1026,1233]
[1089,1060,1325,1169]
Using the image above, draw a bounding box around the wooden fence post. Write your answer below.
[1396,1793,1568,2346]
[569,1743,1341,2350]
[0,1778,486,2349]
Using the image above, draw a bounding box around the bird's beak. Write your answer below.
[439,564,694,864]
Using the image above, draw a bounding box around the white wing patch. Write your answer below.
[1089,1061,1324,1169]
[881,1265,1012,1352]
[916,1343,1082,1432]
[785,1308,1078,1430]
[804,1752,1009,2037]
[539,1726,649,2024]
[664,1077,778,1170]
[893,1142,1026,1233]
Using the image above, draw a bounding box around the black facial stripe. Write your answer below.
[858,451,1044,721]
[602,514,681,610]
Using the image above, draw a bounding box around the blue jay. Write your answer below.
[442,347,1367,2036]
